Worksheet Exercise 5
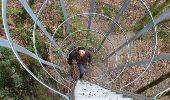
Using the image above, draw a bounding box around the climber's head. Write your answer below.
[78,47,85,57]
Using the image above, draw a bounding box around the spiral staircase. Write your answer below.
[1,0,170,100]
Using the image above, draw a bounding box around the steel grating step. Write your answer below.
[74,80,133,100]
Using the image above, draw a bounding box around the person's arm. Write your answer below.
[67,52,74,65]
[88,52,92,64]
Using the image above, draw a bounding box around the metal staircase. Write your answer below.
[1,0,170,100]
[74,80,133,100]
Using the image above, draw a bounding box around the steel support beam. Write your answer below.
[19,0,66,58]
[86,0,95,45]
[0,38,64,71]
[118,53,170,68]
[103,7,170,61]
[97,0,131,51]
[60,0,71,36]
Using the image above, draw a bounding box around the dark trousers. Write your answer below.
[78,64,85,78]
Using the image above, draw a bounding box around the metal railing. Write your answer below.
[1,0,170,99]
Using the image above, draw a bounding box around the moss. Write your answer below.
[18,0,35,20]
[0,1,66,99]
[69,7,78,16]
[51,0,66,39]
[7,7,22,15]
[0,1,2,25]
[54,28,64,38]
[34,35,48,60]
[0,17,2,26]
[0,48,22,99]
[101,4,113,18]
[96,2,114,18]
[11,25,33,47]
[133,0,170,32]
[28,0,35,6]
[33,84,52,100]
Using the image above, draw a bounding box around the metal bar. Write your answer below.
[0,38,64,71]
[60,0,71,36]
[86,0,95,45]
[118,53,170,68]
[2,1,69,99]
[113,0,158,90]
[153,86,170,99]
[0,39,71,90]
[97,0,131,51]
[19,0,66,58]
[103,7,170,61]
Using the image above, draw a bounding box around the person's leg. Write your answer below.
[78,64,85,78]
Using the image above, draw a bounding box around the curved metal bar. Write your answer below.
[154,86,170,99]
[97,0,131,51]
[60,32,106,81]
[97,54,129,83]
[3,1,170,99]
[120,0,157,90]
[60,28,128,83]
[106,63,127,85]
[19,0,66,58]
[103,7,170,62]
[53,13,125,38]
[60,29,114,62]
[61,29,114,49]
[2,0,69,100]
[52,13,129,61]
[0,38,64,71]
[99,48,130,84]
[32,0,71,91]
[50,13,129,69]
[59,19,129,82]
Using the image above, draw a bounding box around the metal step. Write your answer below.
[74,80,133,100]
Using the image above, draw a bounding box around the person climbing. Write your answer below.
[67,46,92,79]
